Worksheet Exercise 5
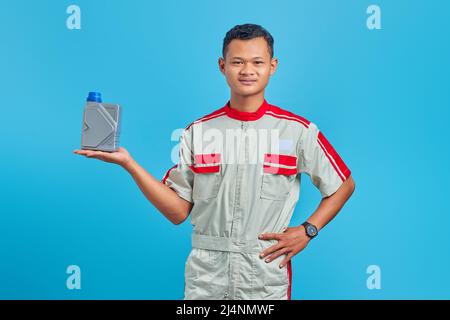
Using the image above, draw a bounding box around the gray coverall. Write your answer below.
[162,99,351,300]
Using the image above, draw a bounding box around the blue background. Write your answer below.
[0,0,449,299]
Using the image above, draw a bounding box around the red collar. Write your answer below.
[224,99,270,121]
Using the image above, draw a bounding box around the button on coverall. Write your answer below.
[162,100,351,300]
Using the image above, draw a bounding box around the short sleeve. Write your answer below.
[161,129,194,203]
[297,122,351,198]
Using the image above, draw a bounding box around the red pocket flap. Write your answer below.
[263,165,297,175]
[194,153,221,164]
[190,165,220,174]
[263,153,297,175]
[191,153,221,174]
[264,154,297,166]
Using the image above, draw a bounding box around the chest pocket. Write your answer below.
[191,153,222,201]
[260,153,298,201]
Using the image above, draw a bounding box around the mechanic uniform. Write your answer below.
[162,99,351,300]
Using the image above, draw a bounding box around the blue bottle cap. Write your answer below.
[87,92,102,102]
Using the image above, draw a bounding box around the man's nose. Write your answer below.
[240,62,255,75]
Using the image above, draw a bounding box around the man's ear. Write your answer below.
[270,58,278,76]
[218,57,225,75]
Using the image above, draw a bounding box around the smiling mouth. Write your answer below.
[239,79,257,85]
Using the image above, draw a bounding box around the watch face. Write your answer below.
[307,225,317,236]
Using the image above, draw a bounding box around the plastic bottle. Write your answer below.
[80,92,122,152]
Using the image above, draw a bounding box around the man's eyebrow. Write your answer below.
[230,56,265,60]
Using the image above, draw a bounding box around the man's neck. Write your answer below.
[229,93,265,113]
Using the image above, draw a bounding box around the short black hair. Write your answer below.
[222,24,274,59]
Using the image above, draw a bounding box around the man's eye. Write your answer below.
[255,61,264,64]
[232,61,242,64]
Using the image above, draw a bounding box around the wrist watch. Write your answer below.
[301,221,318,239]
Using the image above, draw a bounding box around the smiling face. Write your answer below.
[219,37,278,98]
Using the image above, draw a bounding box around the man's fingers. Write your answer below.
[74,149,116,164]
[279,253,294,269]
[260,243,283,259]
[85,151,97,157]
[73,149,89,155]
[263,247,290,263]
[259,233,281,241]
[73,149,101,157]
[86,151,106,160]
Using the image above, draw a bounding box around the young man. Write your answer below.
[74,24,355,300]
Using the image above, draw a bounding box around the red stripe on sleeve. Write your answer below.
[162,164,177,184]
[317,132,351,181]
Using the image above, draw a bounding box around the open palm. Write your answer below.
[73,147,131,167]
